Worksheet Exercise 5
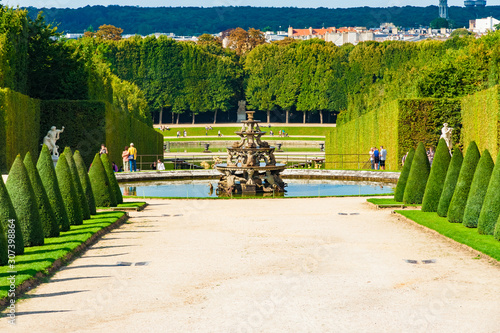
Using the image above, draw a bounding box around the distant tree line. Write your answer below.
[24,5,500,36]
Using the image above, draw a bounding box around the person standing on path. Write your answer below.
[380,146,387,170]
[177,130,180,138]
[183,129,187,137]
[374,147,380,170]
[369,147,375,169]
[128,143,137,172]
[121,146,130,172]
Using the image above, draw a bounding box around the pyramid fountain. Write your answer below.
[216,111,287,195]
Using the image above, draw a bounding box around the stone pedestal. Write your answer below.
[52,155,59,167]
[241,184,257,194]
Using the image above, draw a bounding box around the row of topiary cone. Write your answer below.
[395,139,500,240]
[0,146,123,265]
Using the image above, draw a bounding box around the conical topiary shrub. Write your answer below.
[403,143,430,204]
[0,223,7,265]
[478,150,500,235]
[447,141,481,223]
[0,176,23,255]
[494,217,500,241]
[56,153,83,226]
[462,150,494,228]
[24,152,59,238]
[437,147,464,217]
[422,139,451,212]
[101,153,123,205]
[394,148,415,202]
[64,147,91,220]
[37,145,70,232]
[74,150,96,215]
[89,153,117,207]
[6,155,44,247]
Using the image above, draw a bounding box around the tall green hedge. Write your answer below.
[23,152,59,238]
[462,150,494,228]
[0,221,7,265]
[325,98,461,171]
[437,147,464,217]
[6,155,44,247]
[39,100,106,167]
[477,150,500,235]
[325,100,399,170]
[421,139,451,212]
[64,147,91,220]
[461,86,500,159]
[37,145,70,232]
[394,148,415,202]
[89,153,117,207]
[447,141,481,223]
[0,175,23,255]
[38,100,163,170]
[74,150,97,215]
[0,88,40,173]
[55,153,83,226]
[403,142,431,204]
[100,153,123,204]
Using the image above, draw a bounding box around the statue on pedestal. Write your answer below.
[439,123,453,152]
[42,126,65,156]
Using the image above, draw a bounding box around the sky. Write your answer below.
[4,0,500,9]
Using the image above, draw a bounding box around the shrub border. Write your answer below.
[0,212,128,310]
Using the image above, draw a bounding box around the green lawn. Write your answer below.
[164,136,324,142]
[0,211,126,299]
[159,126,330,137]
[397,210,500,261]
[97,202,146,209]
[367,198,419,207]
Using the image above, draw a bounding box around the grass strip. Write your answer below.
[158,126,331,137]
[367,198,421,207]
[0,211,126,301]
[396,210,500,262]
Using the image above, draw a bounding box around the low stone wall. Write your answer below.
[115,169,399,183]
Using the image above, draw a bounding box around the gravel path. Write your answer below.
[3,197,499,332]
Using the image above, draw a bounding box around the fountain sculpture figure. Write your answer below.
[216,111,287,195]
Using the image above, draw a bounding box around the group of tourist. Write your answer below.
[369,146,387,170]
[177,129,188,138]
[150,159,166,171]
[159,125,170,131]
[204,125,213,135]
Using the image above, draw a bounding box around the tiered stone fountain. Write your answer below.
[216,111,287,195]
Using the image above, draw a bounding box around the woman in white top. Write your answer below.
[157,159,165,171]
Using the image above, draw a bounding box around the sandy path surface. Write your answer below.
[2,197,500,332]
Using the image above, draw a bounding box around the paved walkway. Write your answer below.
[3,197,500,332]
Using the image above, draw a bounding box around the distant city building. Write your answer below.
[325,31,374,46]
[469,16,499,33]
[465,0,486,7]
[287,26,337,40]
[439,0,449,19]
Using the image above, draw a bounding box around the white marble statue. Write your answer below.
[439,123,453,151]
[43,126,65,156]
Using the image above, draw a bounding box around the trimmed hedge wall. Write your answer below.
[38,100,163,171]
[0,88,40,173]
[326,100,399,170]
[326,98,461,171]
[461,86,500,159]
